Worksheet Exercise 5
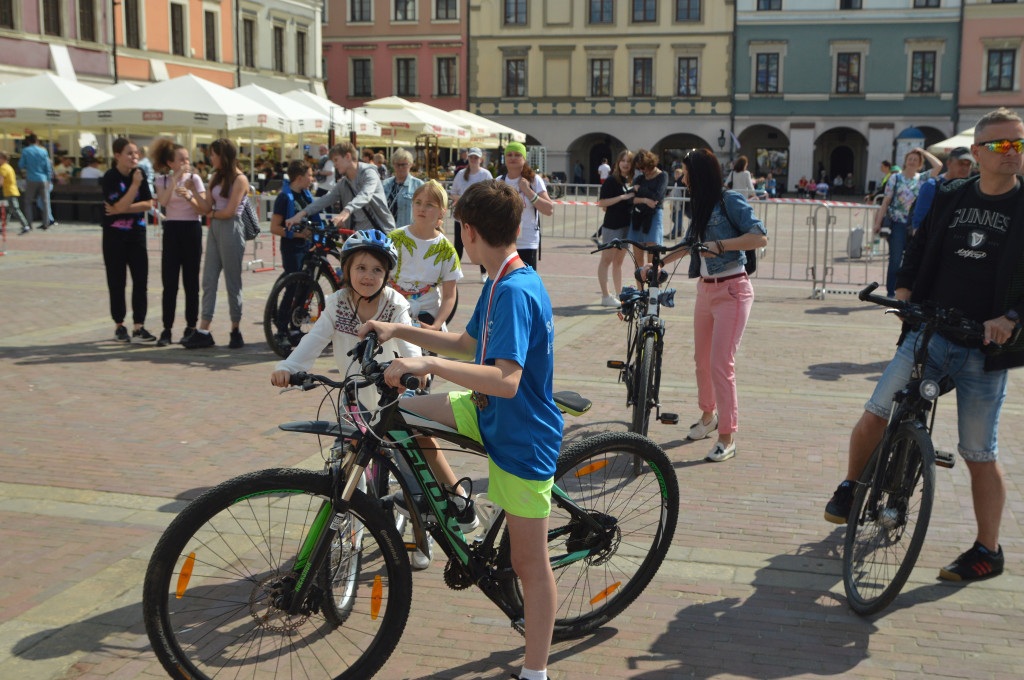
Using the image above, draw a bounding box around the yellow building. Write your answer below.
[469,0,734,179]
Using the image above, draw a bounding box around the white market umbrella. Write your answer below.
[928,127,975,156]
[102,82,142,97]
[363,96,465,143]
[235,84,339,137]
[447,109,527,147]
[283,90,382,140]
[81,74,288,134]
[0,72,112,127]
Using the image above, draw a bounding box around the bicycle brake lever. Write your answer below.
[278,386,302,394]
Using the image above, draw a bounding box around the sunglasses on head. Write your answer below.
[977,139,1024,154]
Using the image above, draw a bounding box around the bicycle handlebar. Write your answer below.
[858,282,985,341]
[592,238,690,255]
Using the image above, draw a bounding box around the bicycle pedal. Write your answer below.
[935,450,956,469]
[607,360,625,369]
[659,413,679,425]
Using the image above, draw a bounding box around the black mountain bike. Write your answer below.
[842,282,1008,615]
[143,332,680,680]
[263,218,354,358]
[597,239,688,446]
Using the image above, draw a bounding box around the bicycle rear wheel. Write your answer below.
[843,422,935,615]
[143,469,412,680]
[495,432,679,640]
[263,271,331,358]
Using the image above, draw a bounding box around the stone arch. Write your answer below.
[917,126,948,153]
[567,132,628,184]
[815,126,869,196]
[652,132,712,172]
[737,124,791,189]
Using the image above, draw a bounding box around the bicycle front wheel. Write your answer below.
[630,333,656,438]
[263,271,331,358]
[843,422,935,615]
[496,432,679,640]
[143,469,413,680]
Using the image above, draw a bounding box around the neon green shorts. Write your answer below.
[449,390,554,518]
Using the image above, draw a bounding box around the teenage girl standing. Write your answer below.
[151,138,204,346]
[186,138,250,349]
[500,142,552,271]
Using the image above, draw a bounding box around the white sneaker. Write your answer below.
[705,440,736,462]
[601,294,620,307]
[410,536,434,570]
[687,413,718,440]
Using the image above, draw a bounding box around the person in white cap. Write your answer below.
[451,147,492,280]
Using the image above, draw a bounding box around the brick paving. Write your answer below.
[0,222,1022,679]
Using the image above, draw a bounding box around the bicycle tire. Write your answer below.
[631,333,656,437]
[843,422,935,616]
[494,432,679,640]
[263,271,331,358]
[143,468,413,680]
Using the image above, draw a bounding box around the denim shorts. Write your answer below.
[866,329,1007,462]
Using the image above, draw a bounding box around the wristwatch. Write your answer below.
[1005,309,1021,326]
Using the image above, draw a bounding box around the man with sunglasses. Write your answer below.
[825,107,1024,583]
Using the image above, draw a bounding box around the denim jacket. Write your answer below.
[382,175,424,227]
[685,190,767,277]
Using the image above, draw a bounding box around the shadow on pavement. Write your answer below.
[0,339,274,371]
[551,303,621,318]
[804,305,877,316]
[804,360,889,382]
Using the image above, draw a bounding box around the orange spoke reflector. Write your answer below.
[176,553,196,599]
[575,460,609,477]
[370,575,382,620]
[589,581,620,605]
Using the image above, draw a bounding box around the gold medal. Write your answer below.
[470,391,489,409]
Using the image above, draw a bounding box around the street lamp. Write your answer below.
[717,129,726,151]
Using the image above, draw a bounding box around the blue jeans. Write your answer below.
[866,328,1007,462]
[885,219,909,297]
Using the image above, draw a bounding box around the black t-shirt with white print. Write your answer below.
[930,179,1021,327]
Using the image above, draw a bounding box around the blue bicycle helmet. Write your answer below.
[340,229,399,271]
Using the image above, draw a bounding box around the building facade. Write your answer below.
[0,0,323,93]
[734,0,961,195]
[959,0,1024,129]
[322,0,469,110]
[469,0,734,181]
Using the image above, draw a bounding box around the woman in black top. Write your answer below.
[595,150,634,307]
[102,137,155,343]
[628,149,669,265]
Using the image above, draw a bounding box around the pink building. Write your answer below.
[959,1,1024,127]
[322,0,467,110]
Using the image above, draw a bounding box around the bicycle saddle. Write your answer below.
[553,391,591,417]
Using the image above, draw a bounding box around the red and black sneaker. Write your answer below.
[939,541,1004,581]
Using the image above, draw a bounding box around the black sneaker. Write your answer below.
[939,542,1004,581]
[824,481,854,524]
[178,327,196,345]
[183,331,215,349]
[388,491,479,531]
[157,329,173,346]
[132,327,157,342]
[229,329,244,349]
[114,325,130,343]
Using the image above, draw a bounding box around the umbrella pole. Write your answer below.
[250,131,255,183]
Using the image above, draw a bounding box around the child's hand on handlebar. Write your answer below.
[270,370,292,388]
[358,320,395,342]
[382,356,430,389]
[284,214,304,227]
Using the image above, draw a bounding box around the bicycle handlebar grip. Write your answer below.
[859,282,880,301]
[401,374,420,391]
[362,331,379,365]
[289,372,309,386]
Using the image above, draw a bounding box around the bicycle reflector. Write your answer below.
[607,360,625,369]
[176,552,196,599]
[370,574,382,620]
[919,379,940,401]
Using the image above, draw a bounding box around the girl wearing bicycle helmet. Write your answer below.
[389,181,463,330]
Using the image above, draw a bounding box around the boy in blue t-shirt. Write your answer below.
[360,180,562,680]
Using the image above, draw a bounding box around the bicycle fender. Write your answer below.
[278,420,359,438]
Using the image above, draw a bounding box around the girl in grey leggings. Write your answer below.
[186,138,250,349]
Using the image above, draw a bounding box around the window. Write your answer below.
[840,0,862,8]
[170,4,185,56]
[590,58,611,96]
[678,57,698,96]
[505,0,526,25]
[590,0,613,23]
[436,0,457,20]
[396,58,416,97]
[505,58,526,96]
[987,49,1016,91]
[242,18,255,67]
[350,0,371,22]
[124,0,140,48]
[353,58,372,97]
[437,56,457,96]
[911,51,935,93]
[676,0,700,21]
[296,30,307,76]
[757,0,781,9]
[273,24,285,72]
[633,0,656,22]
[0,0,13,30]
[43,0,61,36]
[80,0,97,41]
[756,53,779,93]
[394,0,415,21]
[913,0,939,7]
[633,58,653,96]
[836,52,861,93]
[204,11,217,61]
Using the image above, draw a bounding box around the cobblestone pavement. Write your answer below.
[1,223,1022,680]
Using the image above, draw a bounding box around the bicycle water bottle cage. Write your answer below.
[658,289,676,308]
